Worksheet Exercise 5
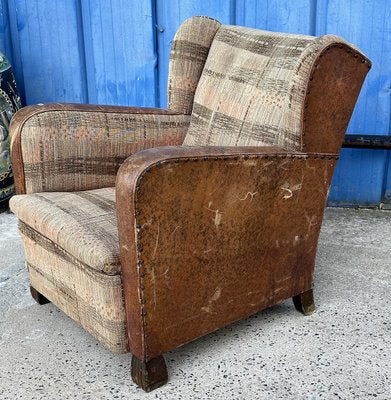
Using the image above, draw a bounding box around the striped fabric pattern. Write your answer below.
[19,110,190,194]
[183,25,350,150]
[21,233,127,353]
[168,16,221,114]
[10,187,120,274]
[11,187,128,353]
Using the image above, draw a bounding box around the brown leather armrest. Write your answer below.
[116,146,338,361]
[10,103,190,194]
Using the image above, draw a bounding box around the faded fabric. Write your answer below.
[168,16,221,114]
[10,187,128,353]
[10,187,120,274]
[19,110,190,194]
[184,25,349,150]
[22,234,127,353]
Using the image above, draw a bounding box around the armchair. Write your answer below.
[10,16,370,391]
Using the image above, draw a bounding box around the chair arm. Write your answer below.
[10,103,190,194]
[116,145,338,361]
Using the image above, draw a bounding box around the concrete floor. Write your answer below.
[0,208,390,399]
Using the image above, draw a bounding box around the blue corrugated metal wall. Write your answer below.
[0,0,390,206]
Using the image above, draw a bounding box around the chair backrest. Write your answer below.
[167,16,221,115]
[168,16,371,153]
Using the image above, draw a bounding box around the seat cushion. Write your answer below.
[10,187,120,275]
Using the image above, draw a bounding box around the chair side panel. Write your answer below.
[127,153,337,360]
[302,45,371,153]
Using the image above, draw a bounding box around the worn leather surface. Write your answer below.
[302,45,371,153]
[10,103,186,194]
[116,146,338,360]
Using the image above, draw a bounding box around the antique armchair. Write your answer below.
[9,16,370,391]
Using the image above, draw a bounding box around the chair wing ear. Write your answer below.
[167,16,221,114]
[301,42,371,154]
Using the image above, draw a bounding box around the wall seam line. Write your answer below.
[75,0,89,104]
[5,0,26,104]
[151,0,160,108]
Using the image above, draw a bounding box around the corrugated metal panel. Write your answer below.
[80,0,157,106]
[155,0,234,108]
[7,0,85,104]
[1,0,25,103]
[0,0,389,206]
[316,0,391,206]
[235,0,315,34]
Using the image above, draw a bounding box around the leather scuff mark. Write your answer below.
[205,206,223,227]
[202,287,222,314]
[238,191,258,201]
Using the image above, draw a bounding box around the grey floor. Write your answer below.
[0,208,390,399]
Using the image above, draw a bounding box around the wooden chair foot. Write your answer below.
[131,355,168,392]
[30,286,50,305]
[293,289,315,315]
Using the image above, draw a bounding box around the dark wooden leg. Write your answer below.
[30,285,50,305]
[131,354,168,392]
[293,288,315,315]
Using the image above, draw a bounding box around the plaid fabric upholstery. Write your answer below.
[168,16,221,114]
[10,187,120,274]
[18,110,190,194]
[183,24,351,150]
[10,187,127,353]
[21,233,126,353]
